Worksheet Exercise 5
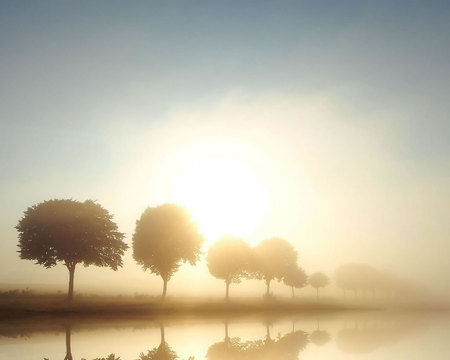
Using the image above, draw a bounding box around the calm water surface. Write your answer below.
[1,312,449,359]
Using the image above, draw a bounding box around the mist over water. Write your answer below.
[1,312,448,360]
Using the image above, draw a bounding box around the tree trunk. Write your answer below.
[316,287,319,299]
[266,279,271,296]
[266,324,271,339]
[224,321,230,348]
[291,286,294,298]
[160,325,165,343]
[64,324,73,360]
[67,264,76,302]
[162,277,168,299]
[225,281,230,300]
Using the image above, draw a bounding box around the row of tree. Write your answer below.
[43,320,331,360]
[335,263,422,297]
[16,199,330,301]
[207,235,329,299]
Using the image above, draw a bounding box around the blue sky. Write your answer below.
[0,1,449,295]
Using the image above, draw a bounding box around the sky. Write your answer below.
[0,0,449,297]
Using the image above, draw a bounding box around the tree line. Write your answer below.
[42,319,331,360]
[335,263,422,297]
[16,199,330,301]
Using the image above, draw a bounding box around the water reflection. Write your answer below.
[0,312,442,359]
[309,320,331,346]
[206,320,308,359]
[336,315,423,354]
[64,325,72,360]
[137,325,178,360]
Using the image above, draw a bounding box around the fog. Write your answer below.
[0,1,449,300]
[2,92,448,300]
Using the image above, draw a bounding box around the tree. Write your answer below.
[137,325,178,360]
[283,266,308,298]
[132,204,204,298]
[206,235,252,299]
[16,199,127,301]
[252,237,297,296]
[309,272,330,299]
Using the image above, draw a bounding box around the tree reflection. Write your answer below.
[61,325,121,360]
[337,318,420,354]
[64,325,73,360]
[206,321,308,359]
[137,325,178,360]
[309,319,331,346]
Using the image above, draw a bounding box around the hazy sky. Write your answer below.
[0,1,449,297]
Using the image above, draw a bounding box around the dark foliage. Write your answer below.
[16,199,127,300]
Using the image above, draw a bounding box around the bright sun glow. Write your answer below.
[174,157,269,246]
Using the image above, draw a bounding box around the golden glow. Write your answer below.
[174,156,269,246]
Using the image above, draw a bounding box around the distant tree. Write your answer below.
[16,199,127,301]
[283,266,308,298]
[309,272,330,299]
[253,237,297,296]
[132,204,204,298]
[206,235,252,299]
[335,263,422,298]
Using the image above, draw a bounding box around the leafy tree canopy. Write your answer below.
[207,235,252,284]
[283,266,308,289]
[132,204,204,281]
[16,199,127,270]
[253,237,297,283]
[309,272,330,289]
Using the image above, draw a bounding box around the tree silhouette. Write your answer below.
[132,204,204,298]
[309,272,330,299]
[137,325,178,360]
[16,199,127,301]
[283,266,308,298]
[45,324,121,360]
[207,321,309,360]
[252,237,297,296]
[206,235,252,299]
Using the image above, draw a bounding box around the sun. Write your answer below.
[173,156,269,246]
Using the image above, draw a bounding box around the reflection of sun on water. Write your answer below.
[174,157,269,246]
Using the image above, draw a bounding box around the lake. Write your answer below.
[1,311,449,359]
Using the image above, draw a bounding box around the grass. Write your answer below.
[0,291,363,320]
[2,290,446,321]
